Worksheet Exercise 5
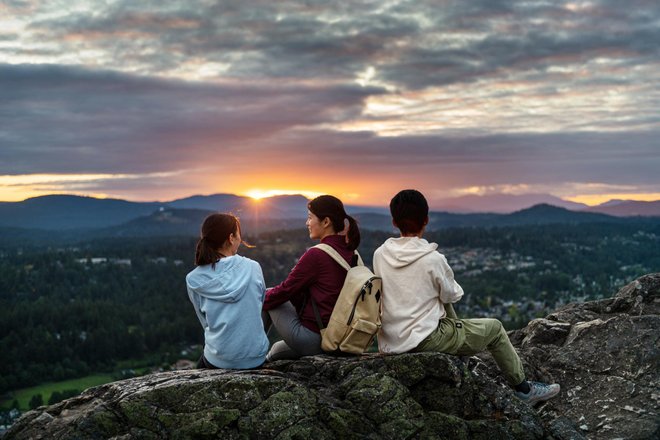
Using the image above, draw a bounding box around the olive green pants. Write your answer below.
[413,312,525,386]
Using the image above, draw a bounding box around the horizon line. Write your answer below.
[3,191,659,208]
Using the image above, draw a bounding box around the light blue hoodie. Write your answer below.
[186,255,269,369]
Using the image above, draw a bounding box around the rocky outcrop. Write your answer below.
[6,274,659,439]
[5,354,546,439]
[509,273,660,440]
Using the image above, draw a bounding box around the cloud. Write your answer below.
[1,1,658,202]
[0,63,384,174]
[175,125,659,201]
[1,61,658,199]
[15,1,658,87]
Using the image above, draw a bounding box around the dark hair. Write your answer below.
[389,189,429,234]
[308,195,361,251]
[195,213,240,267]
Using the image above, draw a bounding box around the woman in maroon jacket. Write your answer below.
[263,195,361,361]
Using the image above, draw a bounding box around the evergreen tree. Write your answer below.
[28,394,43,409]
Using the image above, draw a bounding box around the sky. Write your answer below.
[1,0,659,207]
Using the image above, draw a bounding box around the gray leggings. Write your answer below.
[263,301,322,361]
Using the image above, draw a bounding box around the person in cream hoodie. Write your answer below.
[374,232,463,354]
[374,190,560,405]
[186,213,269,369]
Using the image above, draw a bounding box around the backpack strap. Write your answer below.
[301,290,326,331]
[310,244,364,333]
[310,298,325,331]
[314,243,363,270]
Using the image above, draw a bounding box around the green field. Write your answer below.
[1,374,115,411]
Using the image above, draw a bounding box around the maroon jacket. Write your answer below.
[263,235,355,333]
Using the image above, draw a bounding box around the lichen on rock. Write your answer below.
[5,354,545,439]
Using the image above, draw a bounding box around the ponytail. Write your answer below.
[345,215,360,251]
[308,195,361,251]
[194,214,240,268]
[195,237,221,268]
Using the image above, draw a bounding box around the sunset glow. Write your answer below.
[0,173,123,202]
[1,172,658,210]
[245,189,323,200]
[0,173,182,202]
[566,193,660,207]
[0,2,657,208]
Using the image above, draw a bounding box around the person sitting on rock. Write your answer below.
[373,189,560,404]
[186,213,269,369]
[262,195,360,361]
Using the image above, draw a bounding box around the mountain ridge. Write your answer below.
[432,193,589,213]
[1,204,656,247]
[584,199,660,217]
[0,193,657,231]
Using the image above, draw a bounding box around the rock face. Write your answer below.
[509,272,660,440]
[5,355,545,440]
[6,274,659,439]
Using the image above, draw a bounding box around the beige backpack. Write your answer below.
[311,244,382,354]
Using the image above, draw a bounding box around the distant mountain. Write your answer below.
[347,204,390,216]
[165,193,311,219]
[584,200,660,217]
[166,194,248,211]
[427,212,501,229]
[356,204,628,231]
[0,194,162,230]
[98,208,210,237]
[0,193,393,231]
[504,204,620,225]
[595,199,629,207]
[0,194,310,230]
[98,208,304,238]
[1,193,656,233]
[432,193,588,213]
[251,195,310,219]
[2,203,656,245]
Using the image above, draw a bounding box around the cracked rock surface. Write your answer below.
[509,273,660,440]
[5,354,545,440]
[6,274,659,439]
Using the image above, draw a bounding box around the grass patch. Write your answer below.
[1,374,114,411]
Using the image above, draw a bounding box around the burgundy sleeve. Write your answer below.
[263,249,319,310]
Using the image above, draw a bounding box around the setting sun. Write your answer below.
[245,189,323,201]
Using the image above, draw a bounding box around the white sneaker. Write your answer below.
[515,381,560,405]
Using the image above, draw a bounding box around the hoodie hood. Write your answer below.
[186,255,253,303]
[378,237,438,268]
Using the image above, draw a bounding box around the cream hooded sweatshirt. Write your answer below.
[373,236,464,354]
